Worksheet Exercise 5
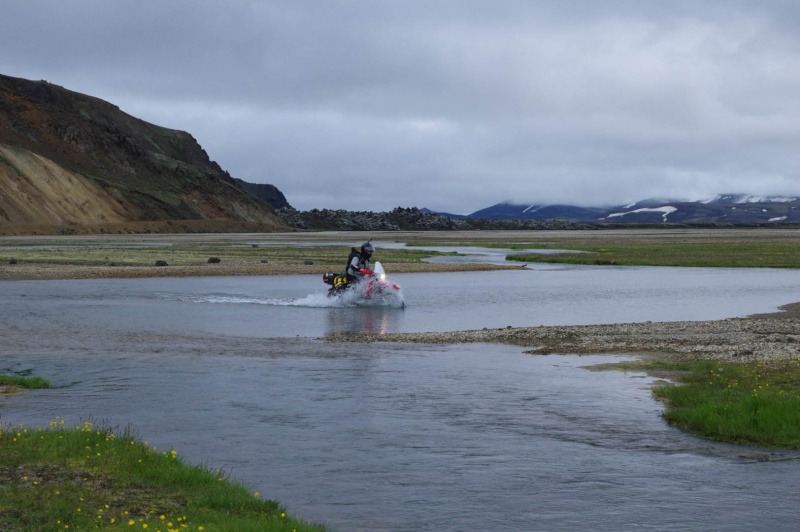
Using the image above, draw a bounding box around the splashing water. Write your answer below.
[290,276,405,308]
[172,262,405,309]
[172,290,404,309]
[297,261,404,308]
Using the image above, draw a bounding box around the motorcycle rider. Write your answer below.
[347,240,375,283]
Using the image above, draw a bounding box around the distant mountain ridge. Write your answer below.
[3,74,796,233]
[0,73,289,234]
[456,194,800,224]
[700,194,798,205]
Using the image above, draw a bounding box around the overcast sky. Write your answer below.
[3,1,799,214]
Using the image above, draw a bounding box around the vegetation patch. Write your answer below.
[0,375,50,398]
[0,376,51,390]
[599,358,800,448]
[405,237,800,269]
[0,241,452,270]
[506,241,800,268]
[0,420,325,531]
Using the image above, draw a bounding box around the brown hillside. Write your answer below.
[0,73,288,234]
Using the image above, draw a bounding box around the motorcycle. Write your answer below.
[322,261,404,307]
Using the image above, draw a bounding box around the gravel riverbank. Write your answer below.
[328,303,800,364]
[0,261,520,281]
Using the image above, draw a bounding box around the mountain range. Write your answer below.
[435,194,800,225]
[1,72,797,234]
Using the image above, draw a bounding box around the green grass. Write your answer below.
[4,235,798,270]
[506,242,800,268]
[0,376,51,389]
[405,238,800,268]
[0,420,326,532]
[610,358,800,448]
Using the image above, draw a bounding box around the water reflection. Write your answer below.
[324,306,405,335]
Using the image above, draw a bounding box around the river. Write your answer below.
[2,262,800,530]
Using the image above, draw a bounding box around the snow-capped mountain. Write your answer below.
[455,194,800,224]
[702,194,799,205]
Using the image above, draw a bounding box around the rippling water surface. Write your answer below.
[3,264,800,531]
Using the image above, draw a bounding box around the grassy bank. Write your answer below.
[505,241,800,268]
[3,229,799,271]
[0,419,325,532]
[0,240,451,270]
[609,358,800,448]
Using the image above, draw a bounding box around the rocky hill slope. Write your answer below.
[0,73,288,234]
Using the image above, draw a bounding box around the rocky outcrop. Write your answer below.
[232,177,292,210]
[276,206,594,231]
[0,73,288,234]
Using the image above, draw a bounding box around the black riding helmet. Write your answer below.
[360,240,375,259]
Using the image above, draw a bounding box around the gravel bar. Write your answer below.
[327,303,800,364]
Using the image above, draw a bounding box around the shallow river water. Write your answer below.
[3,262,800,531]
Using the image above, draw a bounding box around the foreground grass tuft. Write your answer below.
[0,420,325,531]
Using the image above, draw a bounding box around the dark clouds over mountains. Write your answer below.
[2,1,798,213]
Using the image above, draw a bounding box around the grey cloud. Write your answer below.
[2,1,798,213]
